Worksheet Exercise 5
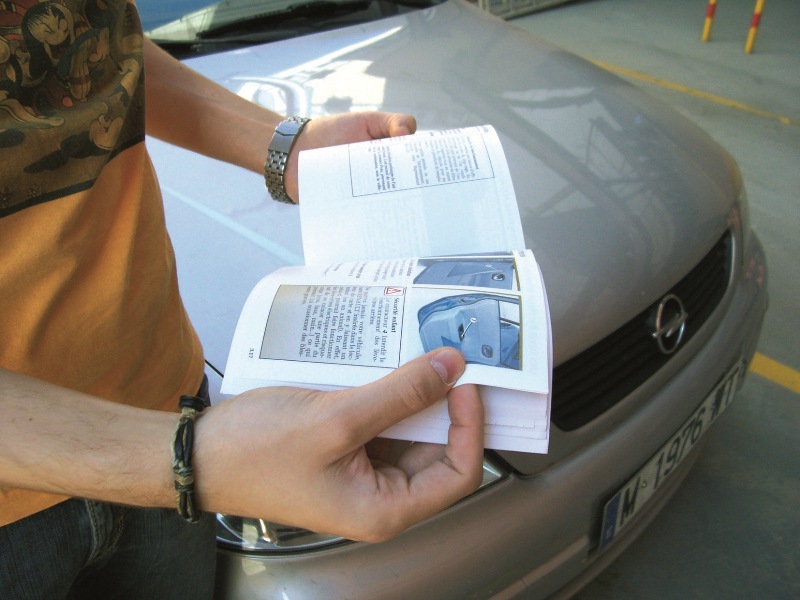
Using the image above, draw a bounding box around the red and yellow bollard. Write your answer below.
[745,0,766,54]
[702,0,718,42]
[701,0,767,53]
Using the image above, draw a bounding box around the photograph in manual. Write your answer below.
[418,293,521,370]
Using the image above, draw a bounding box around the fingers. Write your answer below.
[403,384,484,502]
[441,383,485,480]
[330,347,467,449]
[344,383,484,542]
[394,384,484,479]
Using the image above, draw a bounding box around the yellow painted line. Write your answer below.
[749,352,800,395]
[588,59,800,128]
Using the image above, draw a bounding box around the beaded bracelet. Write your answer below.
[171,394,210,523]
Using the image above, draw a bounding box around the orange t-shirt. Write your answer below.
[0,1,204,526]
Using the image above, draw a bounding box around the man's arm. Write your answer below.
[0,348,483,542]
[143,38,416,201]
[0,368,175,509]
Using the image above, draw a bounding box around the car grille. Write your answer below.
[551,231,733,431]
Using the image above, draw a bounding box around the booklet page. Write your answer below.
[299,125,525,263]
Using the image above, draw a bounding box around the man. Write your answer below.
[0,2,484,598]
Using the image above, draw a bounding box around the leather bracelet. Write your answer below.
[264,116,311,204]
[171,394,210,523]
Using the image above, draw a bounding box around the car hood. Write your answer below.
[151,0,738,382]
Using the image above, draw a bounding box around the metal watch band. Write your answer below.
[264,117,311,204]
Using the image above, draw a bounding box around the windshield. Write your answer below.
[138,0,211,30]
[138,0,438,56]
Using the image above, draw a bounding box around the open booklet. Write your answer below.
[222,125,553,453]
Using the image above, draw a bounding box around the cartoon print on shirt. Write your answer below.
[0,0,145,217]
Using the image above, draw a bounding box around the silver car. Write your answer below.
[141,0,768,597]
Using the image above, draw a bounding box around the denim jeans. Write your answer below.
[0,499,216,600]
[0,377,216,599]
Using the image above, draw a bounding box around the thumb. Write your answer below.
[334,347,465,446]
[386,113,417,137]
[364,112,417,139]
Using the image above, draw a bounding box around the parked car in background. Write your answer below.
[139,0,768,597]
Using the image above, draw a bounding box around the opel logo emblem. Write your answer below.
[651,294,688,355]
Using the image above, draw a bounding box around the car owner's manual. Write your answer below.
[222,125,552,453]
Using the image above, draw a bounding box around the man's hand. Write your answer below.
[283,112,417,202]
[194,346,483,542]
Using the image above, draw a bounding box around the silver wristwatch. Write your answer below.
[264,117,311,204]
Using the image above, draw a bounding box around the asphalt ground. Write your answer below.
[511,1,800,598]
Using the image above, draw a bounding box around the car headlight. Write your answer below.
[216,457,507,553]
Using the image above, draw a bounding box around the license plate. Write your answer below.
[599,363,741,551]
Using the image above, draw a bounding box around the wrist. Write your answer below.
[264,117,311,204]
[171,394,211,522]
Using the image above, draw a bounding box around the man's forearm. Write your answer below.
[142,39,418,203]
[0,368,175,509]
[143,38,282,175]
